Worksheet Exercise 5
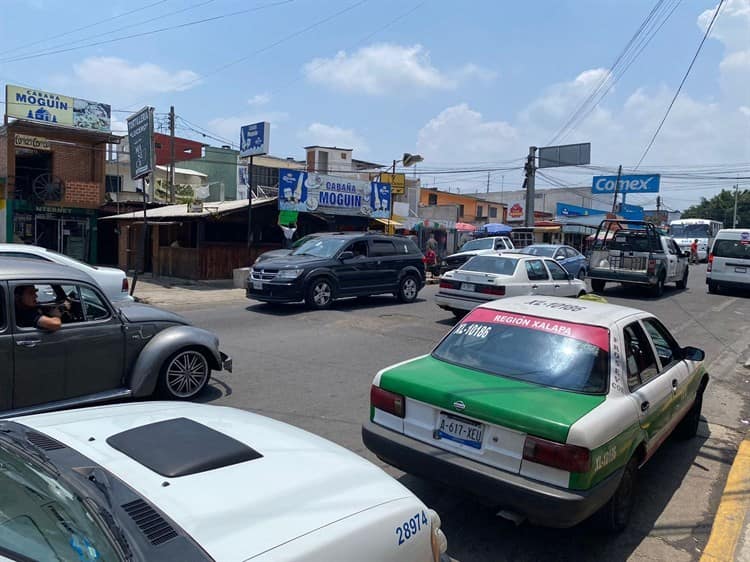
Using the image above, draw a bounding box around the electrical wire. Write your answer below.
[635,0,725,169]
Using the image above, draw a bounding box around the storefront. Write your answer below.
[1,84,116,262]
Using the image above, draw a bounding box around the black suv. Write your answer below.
[246,233,426,309]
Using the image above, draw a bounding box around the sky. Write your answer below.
[1,0,748,211]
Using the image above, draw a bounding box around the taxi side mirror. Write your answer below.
[682,346,705,362]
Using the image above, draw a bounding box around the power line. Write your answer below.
[635,0,725,169]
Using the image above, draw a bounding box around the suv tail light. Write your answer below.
[370,386,405,418]
[523,435,590,473]
[707,253,714,272]
[478,285,505,296]
[647,259,656,274]
[122,278,129,292]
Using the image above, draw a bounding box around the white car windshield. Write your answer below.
[43,249,99,270]
[433,310,610,394]
[459,239,494,252]
[291,238,348,258]
[460,256,519,275]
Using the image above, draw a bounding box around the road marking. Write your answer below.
[712,297,737,313]
[701,437,750,561]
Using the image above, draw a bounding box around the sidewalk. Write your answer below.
[129,274,246,309]
[701,433,750,561]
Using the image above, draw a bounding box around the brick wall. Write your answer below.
[64,181,102,209]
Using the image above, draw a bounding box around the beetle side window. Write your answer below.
[79,286,111,321]
[623,322,659,389]
[641,318,681,369]
[525,260,549,281]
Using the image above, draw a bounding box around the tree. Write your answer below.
[681,188,750,228]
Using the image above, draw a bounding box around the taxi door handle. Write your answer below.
[532,285,539,289]
[641,401,650,412]
[554,284,560,288]
[672,379,678,392]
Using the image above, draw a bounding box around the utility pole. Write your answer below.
[611,165,622,214]
[523,147,537,227]
[486,171,490,194]
[168,105,176,204]
[733,184,739,227]
[246,157,254,252]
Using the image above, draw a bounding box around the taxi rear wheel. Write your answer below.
[676,391,703,439]
[597,456,638,532]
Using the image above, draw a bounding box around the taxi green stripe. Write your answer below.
[379,355,605,443]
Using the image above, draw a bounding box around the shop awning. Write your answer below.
[374,218,403,227]
[101,197,277,220]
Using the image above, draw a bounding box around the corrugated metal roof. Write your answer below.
[155,165,208,177]
[102,197,276,220]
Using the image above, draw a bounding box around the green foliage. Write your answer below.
[681,188,749,228]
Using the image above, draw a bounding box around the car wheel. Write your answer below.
[708,281,719,294]
[591,279,606,293]
[597,456,638,532]
[158,348,211,400]
[676,390,703,440]
[577,269,586,281]
[577,290,587,298]
[676,268,688,290]
[651,275,665,298]
[306,277,334,309]
[397,275,419,303]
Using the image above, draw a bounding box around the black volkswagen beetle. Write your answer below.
[0,259,231,416]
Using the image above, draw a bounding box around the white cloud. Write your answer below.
[698,0,750,51]
[458,63,498,82]
[207,112,289,147]
[64,57,200,105]
[304,43,457,95]
[248,93,271,106]
[299,123,369,152]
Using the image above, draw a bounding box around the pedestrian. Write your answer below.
[690,239,699,265]
[280,222,297,249]
[426,233,438,253]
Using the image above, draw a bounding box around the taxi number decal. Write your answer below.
[594,445,617,471]
[455,323,492,339]
[396,510,429,546]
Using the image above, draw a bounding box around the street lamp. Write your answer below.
[388,153,424,233]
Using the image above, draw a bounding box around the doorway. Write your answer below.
[15,149,53,201]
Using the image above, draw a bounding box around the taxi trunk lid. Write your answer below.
[378,355,604,471]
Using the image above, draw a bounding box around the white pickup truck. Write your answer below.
[587,220,689,297]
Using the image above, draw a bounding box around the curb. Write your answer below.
[701,436,750,561]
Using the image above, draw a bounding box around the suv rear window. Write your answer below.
[713,239,750,260]
[432,308,610,394]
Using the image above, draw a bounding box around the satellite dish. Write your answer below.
[402,153,424,167]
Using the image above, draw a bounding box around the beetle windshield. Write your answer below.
[432,308,610,394]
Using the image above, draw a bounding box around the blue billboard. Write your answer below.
[240,121,270,157]
[592,174,660,194]
[278,169,391,219]
[556,203,607,217]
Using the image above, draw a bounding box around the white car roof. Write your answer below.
[477,295,643,328]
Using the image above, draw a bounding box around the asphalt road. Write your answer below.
[176,266,750,562]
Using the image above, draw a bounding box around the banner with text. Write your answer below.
[6,84,111,132]
[592,174,660,194]
[278,169,391,218]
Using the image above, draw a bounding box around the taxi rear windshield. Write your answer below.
[433,318,609,394]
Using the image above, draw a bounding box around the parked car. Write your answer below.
[0,243,132,301]
[0,259,231,416]
[253,232,330,265]
[0,402,449,562]
[707,229,750,294]
[436,253,587,318]
[587,220,689,296]
[363,295,708,531]
[246,233,426,309]
[521,244,588,279]
[442,236,515,271]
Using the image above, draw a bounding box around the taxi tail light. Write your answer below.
[371,385,405,418]
[121,278,129,292]
[479,285,505,296]
[647,259,656,274]
[707,253,714,272]
[523,436,590,473]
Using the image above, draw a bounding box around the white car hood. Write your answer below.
[16,402,413,562]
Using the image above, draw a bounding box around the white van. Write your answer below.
[707,229,750,293]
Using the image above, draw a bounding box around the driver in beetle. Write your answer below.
[14,285,65,332]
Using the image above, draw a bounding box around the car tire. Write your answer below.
[158,348,211,400]
[305,277,334,309]
[708,281,719,294]
[591,279,606,293]
[397,275,419,303]
[651,274,665,298]
[676,268,688,290]
[577,290,587,298]
[577,269,586,281]
[596,456,638,533]
[676,390,704,440]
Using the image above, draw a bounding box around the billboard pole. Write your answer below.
[611,165,622,213]
[246,156,254,254]
[524,146,537,227]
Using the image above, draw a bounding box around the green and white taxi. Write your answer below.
[362,296,708,531]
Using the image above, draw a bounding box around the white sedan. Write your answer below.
[0,402,449,562]
[0,243,132,301]
[436,253,587,317]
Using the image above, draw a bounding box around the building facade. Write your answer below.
[419,188,506,224]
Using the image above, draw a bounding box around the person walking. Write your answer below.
[690,239,699,265]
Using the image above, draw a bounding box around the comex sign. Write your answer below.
[592,174,660,194]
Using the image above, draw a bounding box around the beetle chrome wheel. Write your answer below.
[165,350,209,398]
